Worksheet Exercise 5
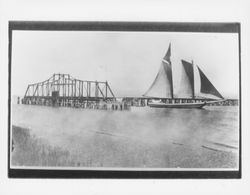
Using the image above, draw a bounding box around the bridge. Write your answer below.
[22,73,116,107]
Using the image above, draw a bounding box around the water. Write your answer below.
[11,104,239,168]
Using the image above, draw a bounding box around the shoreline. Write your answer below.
[11,124,238,169]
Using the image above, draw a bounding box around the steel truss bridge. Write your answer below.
[22,73,116,106]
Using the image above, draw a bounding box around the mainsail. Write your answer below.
[178,60,195,98]
[197,66,224,99]
[144,44,173,98]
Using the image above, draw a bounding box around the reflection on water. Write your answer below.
[11,104,239,168]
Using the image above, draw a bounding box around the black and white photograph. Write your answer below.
[9,21,240,178]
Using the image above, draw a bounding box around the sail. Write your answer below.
[144,44,173,98]
[197,66,224,99]
[163,43,171,64]
[178,60,195,98]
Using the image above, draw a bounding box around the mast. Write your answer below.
[191,60,195,99]
[144,43,174,98]
[197,66,224,99]
[163,43,174,99]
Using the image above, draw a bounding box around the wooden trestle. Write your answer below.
[22,73,117,108]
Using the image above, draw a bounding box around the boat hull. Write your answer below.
[148,102,206,109]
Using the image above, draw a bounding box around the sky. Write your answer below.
[11,30,239,98]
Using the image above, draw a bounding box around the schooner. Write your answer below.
[143,44,224,109]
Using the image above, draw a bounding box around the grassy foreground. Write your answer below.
[11,125,76,167]
[11,125,238,168]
